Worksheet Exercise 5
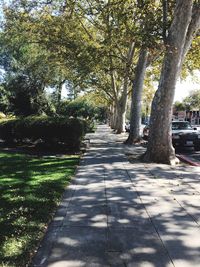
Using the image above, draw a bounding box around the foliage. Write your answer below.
[0,112,6,119]
[144,0,200,164]
[58,97,107,122]
[182,89,200,110]
[173,101,187,111]
[174,89,200,111]
[0,0,199,136]
[1,0,98,86]
[1,0,165,111]
[0,116,87,150]
[0,151,79,267]
[4,74,54,116]
[0,85,10,113]
[142,69,157,117]
[183,35,200,76]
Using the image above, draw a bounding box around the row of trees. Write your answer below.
[174,89,200,111]
[0,0,199,164]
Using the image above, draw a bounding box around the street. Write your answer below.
[141,124,200,166]
[125,126,200,166]
[175,146,200,165]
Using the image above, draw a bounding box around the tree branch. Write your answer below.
[183,3,200,59]
[162,0,168,44]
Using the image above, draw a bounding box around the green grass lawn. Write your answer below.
[0,151,79,267]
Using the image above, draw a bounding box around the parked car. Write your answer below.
[142,121,200,151]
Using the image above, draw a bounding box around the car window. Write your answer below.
[172,122,192,130]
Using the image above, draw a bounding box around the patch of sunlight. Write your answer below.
[58,237,80,247]
[2,237,28,257]
[49,261,85,267]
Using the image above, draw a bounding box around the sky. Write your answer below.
[174,71,200,102]
[60,76,200,102]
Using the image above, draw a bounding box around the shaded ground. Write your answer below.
[32,125,200,267]
[0,141,81,157]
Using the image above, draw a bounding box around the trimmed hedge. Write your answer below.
[0,116,86,150]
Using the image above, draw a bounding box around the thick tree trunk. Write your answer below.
[109,106,114,128]
[110,104,117,129]
[144,1,193,165]
[115,100,126,133]
[115,41,135,134]
[108,105,112,127]
[125,48,148,144]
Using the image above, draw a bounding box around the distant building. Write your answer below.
[186,110,200,125]
[173,109,200,125]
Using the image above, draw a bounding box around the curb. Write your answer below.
[176,154,200,167]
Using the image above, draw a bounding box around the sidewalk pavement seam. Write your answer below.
[123,165,176,267]
[173,198,200,227]
[143,163,200,223]
[141,163,200,228]
[124,161,200,265]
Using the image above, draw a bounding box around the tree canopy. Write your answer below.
[0,0,199,163]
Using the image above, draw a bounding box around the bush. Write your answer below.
[0,119,16,143]
[0,112,6,119]
[5,74,54,116]
[58,98,107,123]
[0,116,87,150]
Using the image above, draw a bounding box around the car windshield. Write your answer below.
[172,122,192,130]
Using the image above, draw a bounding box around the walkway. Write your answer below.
[32,125,200,267]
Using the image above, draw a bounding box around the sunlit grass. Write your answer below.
[0,152,79,267]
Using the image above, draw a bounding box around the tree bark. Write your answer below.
[115,41,135,134]
[56,79,65,111]
[115,100,126,133]
[110,103,117,129]
[125,47,148,144]
[162,0,168,44]
[144,0,194,165]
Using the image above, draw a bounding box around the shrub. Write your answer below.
[0,112,6,119]
[0,116,87,150]
[5,74,52,116]
[58,98,107,123]
[0,119,16,143]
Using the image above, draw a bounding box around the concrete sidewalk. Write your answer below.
[32,125,200,267]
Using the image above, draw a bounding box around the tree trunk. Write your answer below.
[162,0,168,44]
[115,100,126,133]
[115,41,135,134]
[56,79,65,111]
[144,1,193,165]
[125,48,148,144]
[110,103,117,129]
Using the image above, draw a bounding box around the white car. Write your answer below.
[172,121,200,151]
[143,121,200,151]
